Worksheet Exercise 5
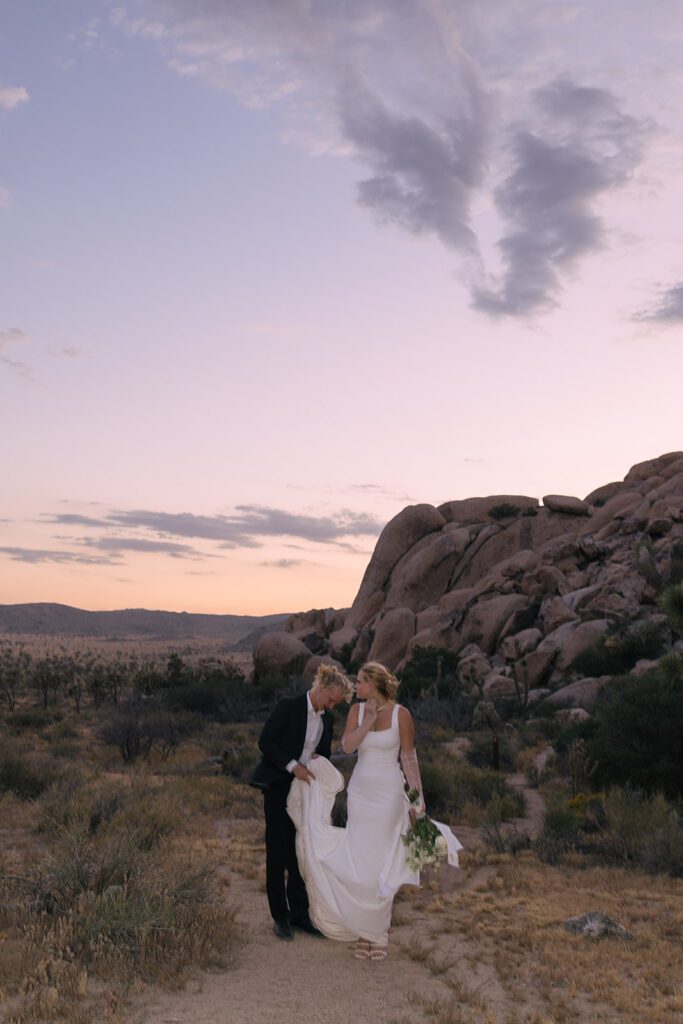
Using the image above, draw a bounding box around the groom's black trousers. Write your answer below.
[263,779,309,923]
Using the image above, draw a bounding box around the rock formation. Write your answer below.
[253,453,683,708]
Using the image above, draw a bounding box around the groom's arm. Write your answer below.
[258,699,299,772]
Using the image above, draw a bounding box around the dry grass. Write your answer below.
[437,853,683,1024]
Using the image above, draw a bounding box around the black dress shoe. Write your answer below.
[273,917,294,940]
[291,915,323,937]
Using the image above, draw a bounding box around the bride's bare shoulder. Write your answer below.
[345,701,361,724]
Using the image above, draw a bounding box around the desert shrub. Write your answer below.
[541,800,581,838]
[97,698,156,762]
[216,720,262,774]
[534,799,582,864]
[48,719,80,741]
[39,776,123,835]
[552,716,598,755]
[132,654,252,722]
[420,754,524,820]
[489,503,521,520]
[599,786,672,863]
[8,827,237,982]
[407,692,473,735]
[220,741,260,783]
[640,821,683,877]
[660,581,683,633]
[567,792,604,832]
[571,620,667,677]
[4,707,60,733]
[466,729,517,772]
[398,647,462,702]
[97,699,197,762]
[163,775,262,819]
[337,640,357,671]
[0,740,53,799]
[109,789,183,850]
[164,678,229,716]
[481,820,531,855]
[588,668,683,797]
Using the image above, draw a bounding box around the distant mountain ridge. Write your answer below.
[0,603,290,643]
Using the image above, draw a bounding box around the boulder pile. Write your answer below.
[253,453,683,708]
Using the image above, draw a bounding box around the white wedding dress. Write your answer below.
[287,703,419,945]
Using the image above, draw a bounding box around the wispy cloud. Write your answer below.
[0,328,27,349]
[107,2,657,320]
[0,546,119,566]
[51,346,84,360]
[259,558,305,569]
[473,79,653,316]
[633,281,683,324]
[47,504,383,550]
[47,513,110,528]
[78,537,201,558]
[0,84,29,111]
[347,483,416,502]
[0,328,33,380]
[340,72,488,258]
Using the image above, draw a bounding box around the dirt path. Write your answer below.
[506,772,546,838]
[133,755,549,1024]
[133,864,495,1024]
[503,744,551,840]
[132,821,503,1024]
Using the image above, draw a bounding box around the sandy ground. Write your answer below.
[132,769,548,1024]
[133,855,502,1024]
[135,864,497,1024]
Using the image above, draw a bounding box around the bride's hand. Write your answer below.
[363,698,379,726]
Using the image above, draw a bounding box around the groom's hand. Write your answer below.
[292,763,315,784]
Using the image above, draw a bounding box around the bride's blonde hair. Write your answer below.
[313,662,354,702]
[359,661,399,702]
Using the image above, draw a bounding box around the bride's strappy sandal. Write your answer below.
[369,943,388,962]
[353,939,371,961]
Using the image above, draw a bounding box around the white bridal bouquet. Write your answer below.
[402,789,450,871]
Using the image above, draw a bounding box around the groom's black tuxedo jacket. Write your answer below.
[250,692,333,790]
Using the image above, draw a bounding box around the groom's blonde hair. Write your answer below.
[312,662,354,702]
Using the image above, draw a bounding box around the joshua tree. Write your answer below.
[638,539,683,594]
[472,700,503,771]
[567,738,595,798]
[504,637,531,711]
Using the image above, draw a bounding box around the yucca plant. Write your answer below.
[657,651,683,685]
[660,583,683,636]
[639,540,683,594]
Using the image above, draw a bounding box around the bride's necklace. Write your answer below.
[373,700,394,712]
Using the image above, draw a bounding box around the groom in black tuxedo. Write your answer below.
[250,665,351,940]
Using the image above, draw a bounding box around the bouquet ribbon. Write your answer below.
[431,819,464,868]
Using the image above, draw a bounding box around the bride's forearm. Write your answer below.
[341,720,372,753]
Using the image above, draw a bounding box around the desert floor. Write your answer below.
[130,772,683,1024]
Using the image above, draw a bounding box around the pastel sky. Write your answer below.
[2,0,682,616]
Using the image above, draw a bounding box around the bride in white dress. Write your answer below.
[286,662,427,961]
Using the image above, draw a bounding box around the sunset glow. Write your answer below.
[2,1,682,614]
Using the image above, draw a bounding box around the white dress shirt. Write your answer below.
[287,691,324,773]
